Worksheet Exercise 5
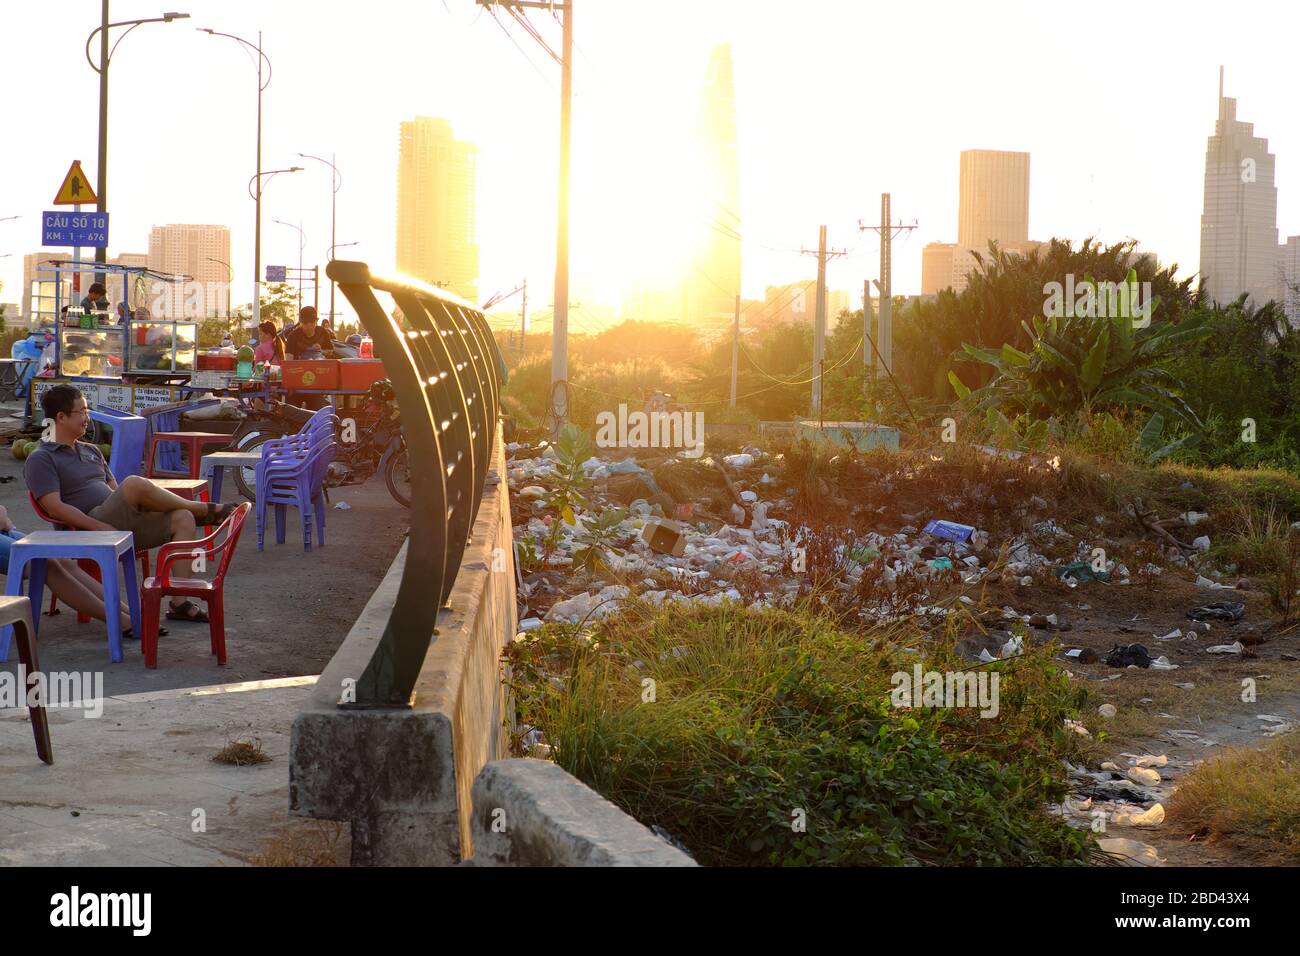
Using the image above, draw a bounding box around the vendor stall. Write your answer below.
[26,260,202,420]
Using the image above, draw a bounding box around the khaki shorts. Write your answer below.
[88,487,176,552]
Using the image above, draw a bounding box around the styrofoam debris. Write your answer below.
[1127,766,1161,786]
[1113,804,1165,827]
[1206,641,1245,655]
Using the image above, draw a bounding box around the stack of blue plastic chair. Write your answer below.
[255,407,338,552]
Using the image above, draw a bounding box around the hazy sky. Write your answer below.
[2,0,1298,331]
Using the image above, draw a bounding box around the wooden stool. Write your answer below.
[0,595,52,763]
[146,431,231,479]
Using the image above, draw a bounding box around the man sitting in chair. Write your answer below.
[24,384,238,623]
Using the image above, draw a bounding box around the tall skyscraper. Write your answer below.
[922,150,1037,295]
[686,44,741,327]
[395,116,480,304]
[148,224,232,317]
[1199,69,1279,308]
[958,150,1030,248]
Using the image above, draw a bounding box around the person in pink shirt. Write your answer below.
[253,320,284,366]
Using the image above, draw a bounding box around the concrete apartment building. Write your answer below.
[395,116,480,304]
[922,149,1039,295]
[147,224,231,317]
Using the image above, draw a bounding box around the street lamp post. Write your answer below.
[298,152,340,323]
[199,27,275,324]
[272,220,306,314]
[245,166,301,326]
[205,256,233,330]
[86,6,189,285]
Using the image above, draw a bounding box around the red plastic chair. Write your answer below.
[28,492,151,622]
[140,502,251,669]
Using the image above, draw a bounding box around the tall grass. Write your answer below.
[508,602,1094,866]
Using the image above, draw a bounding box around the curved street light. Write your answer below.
[272,219,306,313]
[298,152,341,323]
[205,256,233,321]
[200,26,274,323]
[86,10,190,280]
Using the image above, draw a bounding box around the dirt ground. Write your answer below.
[0,429,409,696]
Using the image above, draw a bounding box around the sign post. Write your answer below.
[48,162,107,306]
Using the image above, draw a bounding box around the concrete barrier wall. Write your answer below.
[290,428,517,865]
[466,759,697,867]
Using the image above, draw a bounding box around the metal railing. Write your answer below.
[328,260,505,708]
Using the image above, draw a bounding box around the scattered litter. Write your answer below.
[722,453,754,468]
[1188,601,1244,622]
[1105,643,1152,669]
[1154,628,1182,641]
[1097,838,1164,867]
[518,485,547,499]
[1063,647,1099,664]
[1195,575,1236,590]
[1064,719,1091,738]
[928,557,954,571]
[923,519,975,543]
[1127,766,1161,786]
[1098,703,1117,719]
[1150,656,1178,670]
[1056,561,1110,584]
[518,617,544,632]
[641,520,687,557]
[1206,642,1245,655]
[1127,754,1168,768]
[1112,804,1165,827]
[1192,535,1211,552]
[1182,511,1209,526]
[1000,635,1024,659]
[333,501,352,510]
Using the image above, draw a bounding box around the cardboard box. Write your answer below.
[641,519,687,557]
[282,360,340,390]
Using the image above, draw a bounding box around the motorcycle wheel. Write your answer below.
[231,432,275,502]
[383,446,411,508]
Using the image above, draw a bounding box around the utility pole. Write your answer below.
[802,225,846,419]
[862,279,871,368]
[519,277,528,355]
[729,292,740,408]
[476,0,572,432]
[858,193,916,379]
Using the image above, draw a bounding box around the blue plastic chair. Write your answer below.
[256,435,336,551]
[89,407,148,483]
[0,531,143,664]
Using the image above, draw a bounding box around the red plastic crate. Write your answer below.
[337,359,387,391]
[282,360,340,390]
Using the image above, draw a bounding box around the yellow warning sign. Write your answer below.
[53,160,97,205]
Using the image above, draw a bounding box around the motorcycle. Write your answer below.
[229,381,410,508]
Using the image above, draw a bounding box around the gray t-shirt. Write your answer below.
[24,440,114,514]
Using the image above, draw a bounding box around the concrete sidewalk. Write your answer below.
[0,674,342,866]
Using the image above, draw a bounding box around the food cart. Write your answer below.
[27,260,200,420]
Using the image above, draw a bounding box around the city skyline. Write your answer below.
[4,1,1300,330]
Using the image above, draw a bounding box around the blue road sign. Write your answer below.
[266,265,287,283]
[42,210,109,248]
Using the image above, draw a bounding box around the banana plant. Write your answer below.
[949,269,1209,429]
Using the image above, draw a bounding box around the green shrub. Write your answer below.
[508,603,1094,866]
